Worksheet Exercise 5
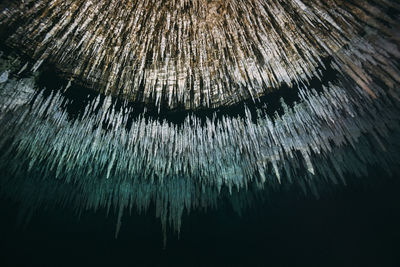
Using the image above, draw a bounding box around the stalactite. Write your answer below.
[1,0,399,109]
[0,0,399,243]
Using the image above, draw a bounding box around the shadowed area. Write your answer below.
[0,170,399,267]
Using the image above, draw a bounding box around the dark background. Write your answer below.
[0,169,399,267]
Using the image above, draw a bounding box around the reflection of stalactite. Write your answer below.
[0,0,400,245]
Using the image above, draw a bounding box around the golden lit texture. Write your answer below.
[1,0,399,109]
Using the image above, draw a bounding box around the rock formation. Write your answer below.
[0,0,399,244]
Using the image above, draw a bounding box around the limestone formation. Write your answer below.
[0,0,399,244]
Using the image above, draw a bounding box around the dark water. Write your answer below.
[0,46,399,267]
[0,169,399,267]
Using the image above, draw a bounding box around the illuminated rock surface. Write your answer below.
[2,0,399,109]
[0,0,399,245]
